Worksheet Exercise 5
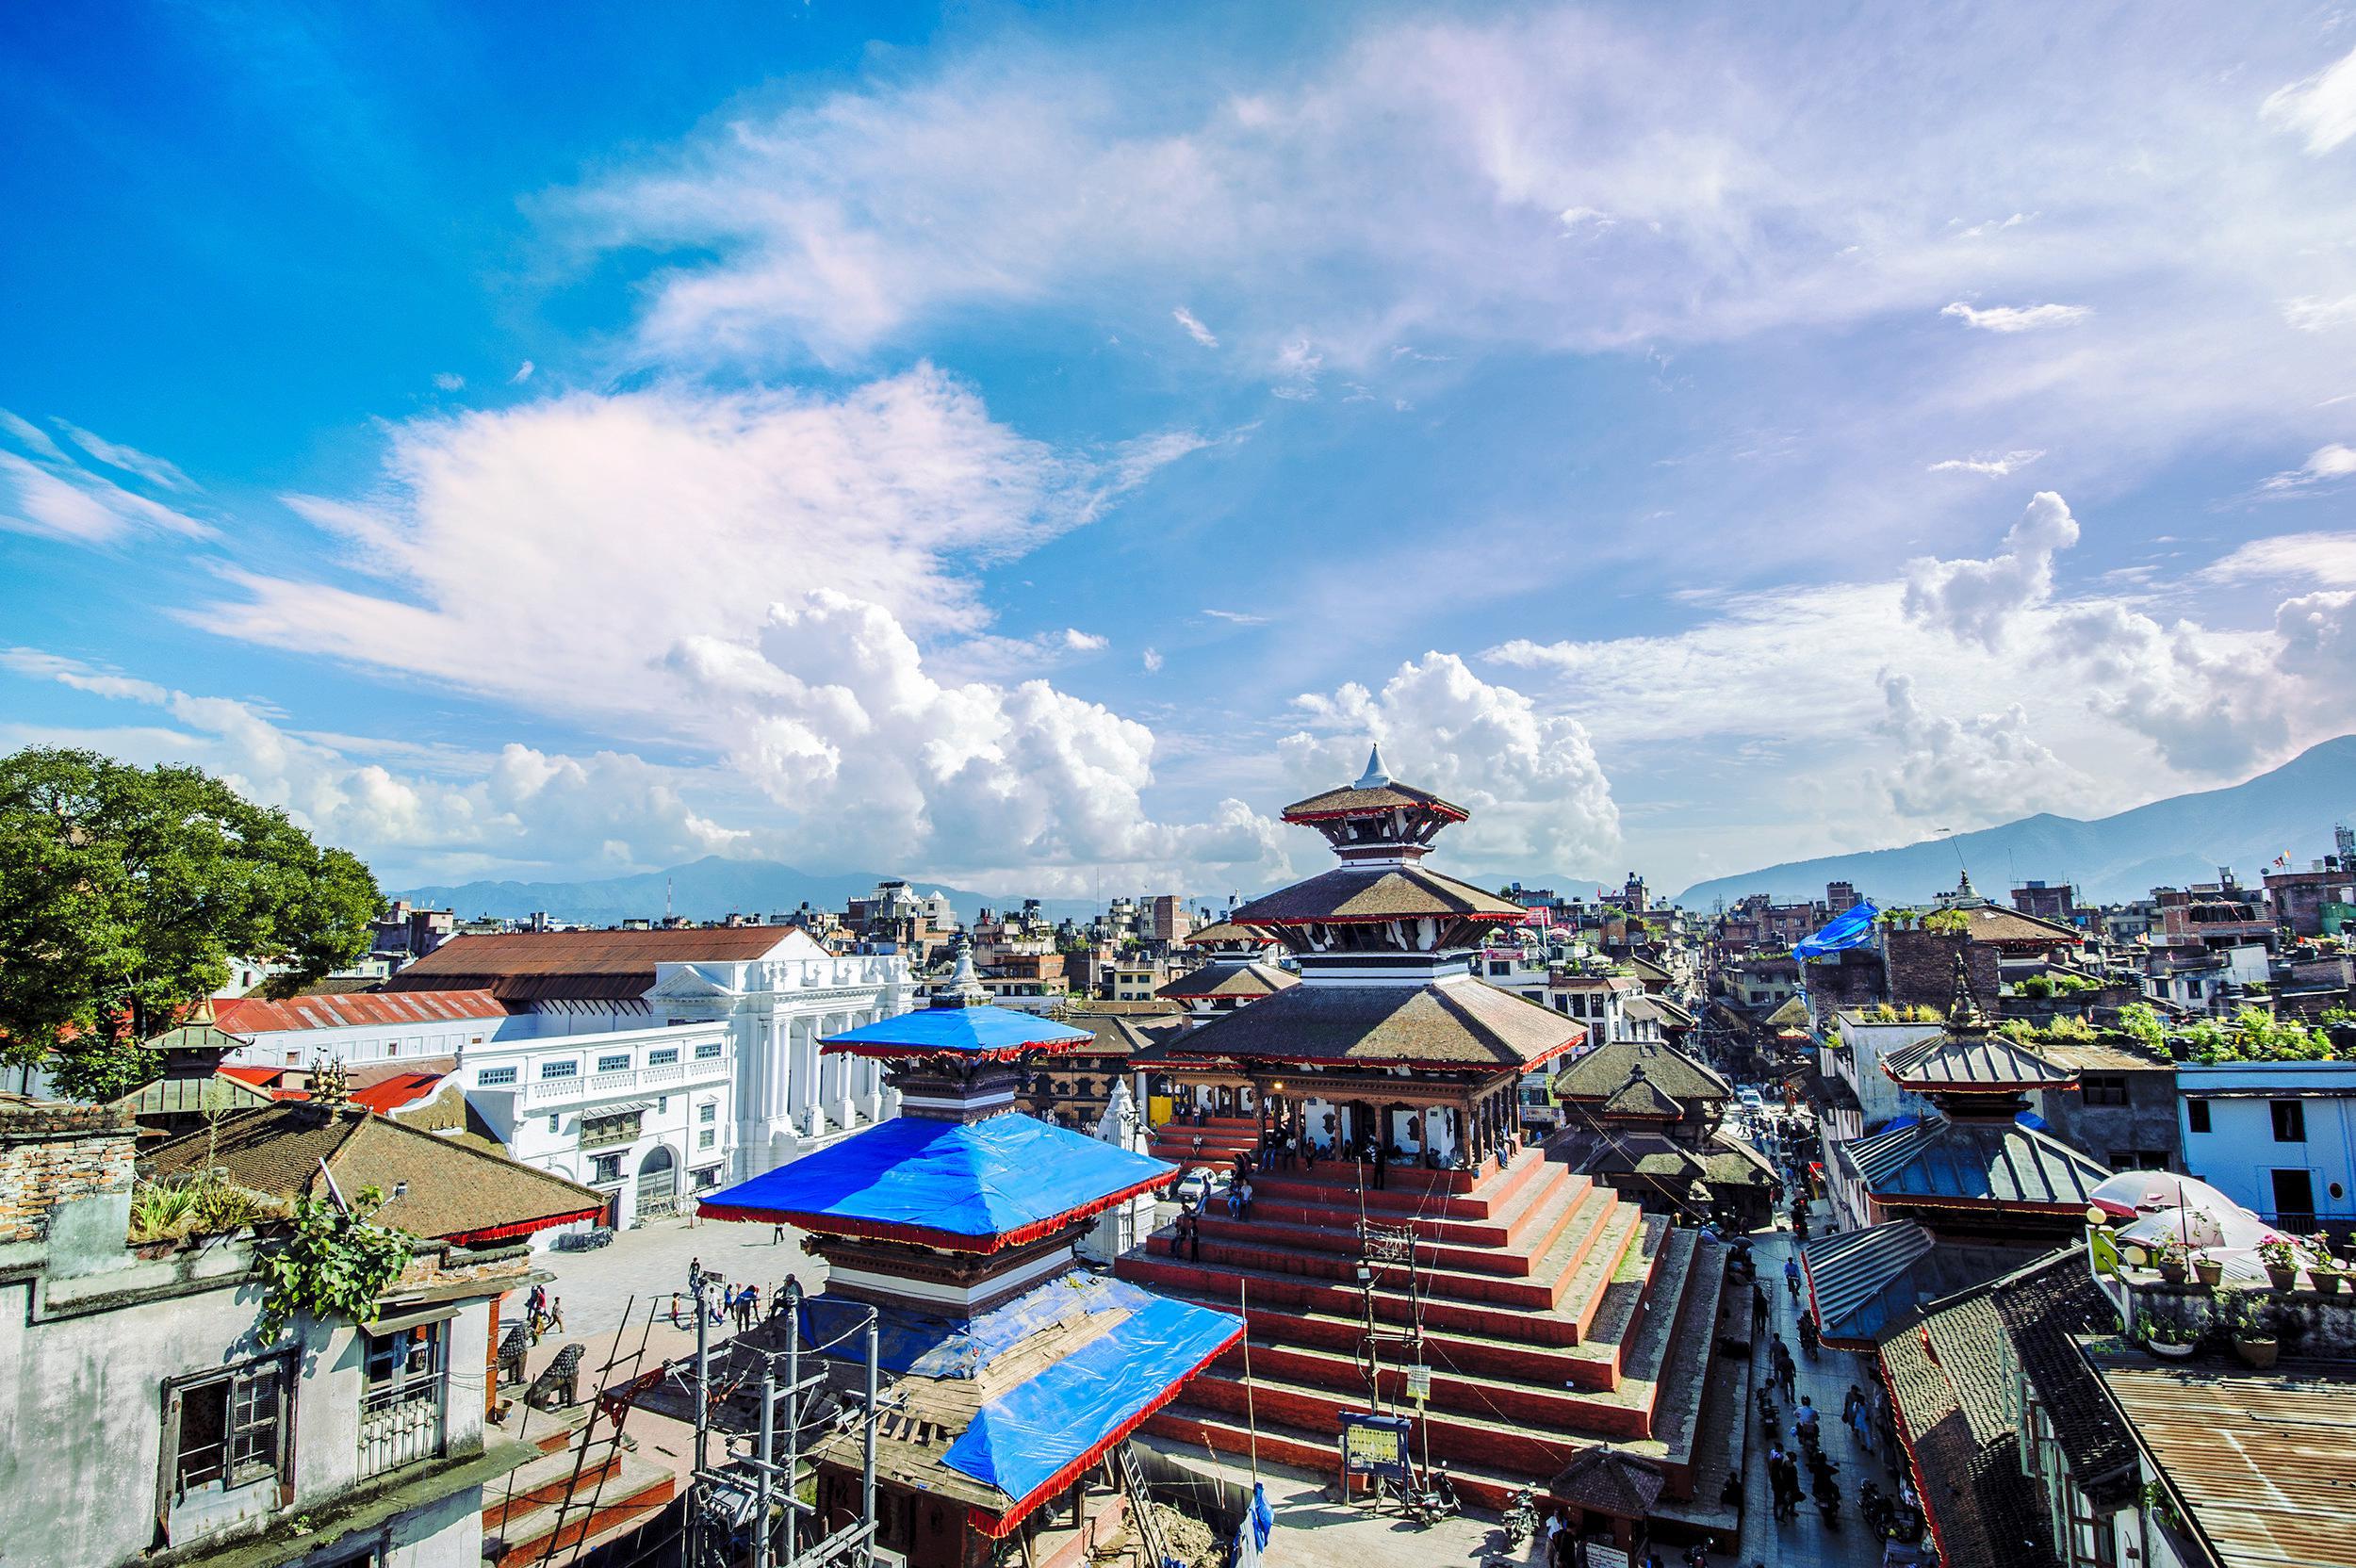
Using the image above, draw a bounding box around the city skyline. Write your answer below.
[8,4,2356,896]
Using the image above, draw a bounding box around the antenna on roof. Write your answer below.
[666,876,673,923]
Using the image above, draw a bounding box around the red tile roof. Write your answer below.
[384,927,803,1002]
[213,989,510,1035]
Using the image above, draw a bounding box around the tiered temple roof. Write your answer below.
[697,949,1239,1546]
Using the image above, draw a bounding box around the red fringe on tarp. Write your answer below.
[445,1205,607,1246]
[965,1324,1245,1539]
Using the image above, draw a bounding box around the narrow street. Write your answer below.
[1737,1197,1903,1568]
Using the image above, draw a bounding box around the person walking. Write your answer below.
[689,1257,705,1295]
[546,1296,564,1333]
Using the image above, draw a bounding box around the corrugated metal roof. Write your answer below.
[1882,1028,2077,1090]
[214,989,509,1035]
[1841,1115,2111,1210]
[1804,1219,1937,1342]
[2087,1348,2356,1568]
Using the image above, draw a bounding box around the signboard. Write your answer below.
[1404,1365,1432,1404]
[1337,1412,1413,1478]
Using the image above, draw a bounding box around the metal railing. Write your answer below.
[522,1055,728,1109]
[357,1375,445,1478]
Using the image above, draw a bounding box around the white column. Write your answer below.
[828,1013,855,1130]
[859,1052,883,1123]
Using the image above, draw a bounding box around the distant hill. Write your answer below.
[1674,735,2356,909]
[394,857,1103,928]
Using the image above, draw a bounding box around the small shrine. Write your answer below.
[698,945,1240,1567]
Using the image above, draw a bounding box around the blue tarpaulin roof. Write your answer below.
[803,1270,1144,1380]
[941,1289,1241,1520]
[699,1113,1176,1249]
[1792,900,1880,961]
[823,1004,1096,1058]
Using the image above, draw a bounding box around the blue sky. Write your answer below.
[7,2,2356,898]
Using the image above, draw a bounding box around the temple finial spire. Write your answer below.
[936,934,987,1006]
[1356,743,1391,791]
[1947,953,1988,1032]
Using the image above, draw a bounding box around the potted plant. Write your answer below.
[2191,1249,2224,1288]
[2154,1236,2189,1284]
[2220,1290,2278,1370]
[2135,1311,2201,1360]
[2256,1236,2302,1291]
[2307,1233,2345,1295]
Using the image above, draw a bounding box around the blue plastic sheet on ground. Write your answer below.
[823,1004,1094,1055]
[802,1270,1153,1380]
[701,1113,1173,1241]
[940,1291,1241,1507]
[1792,900,1880,961]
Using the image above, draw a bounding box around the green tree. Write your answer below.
[0,748,382,1083]
[2117,1003,2167,1051]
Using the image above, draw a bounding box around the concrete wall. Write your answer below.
[2032,1069,2183,1171]
[2177,1062,2356,1222]
[0,1203,495,1565]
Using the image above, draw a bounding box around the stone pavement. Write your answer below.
[1737,1202,1902,1568]
[531,1210,828,1345]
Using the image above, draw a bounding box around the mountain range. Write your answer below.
[394,858,1081,929]
[1674,735,2356,909]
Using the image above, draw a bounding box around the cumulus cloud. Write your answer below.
[2275,590,2356,681]
[1171,306,1218,348]
[2262,44,2356,155]
[1939,302,2091,333]
[1141,646,1164,673]
[2050,602,2288,772]
[433,372,466,391]
[207,368,1137,726]
[2,649,744,881]
[1061,628,1108,651]
[1927,449,2042,476]
[667,591,1285,887]
[1873,671,2102,825]
[1280,653,1620,878]
[1902,491,2080,649]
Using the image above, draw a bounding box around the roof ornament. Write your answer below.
[1946,953,1989,1033]
[1355,743,1392,791]
[311,1054,352,1110]
[935,934,988,1007]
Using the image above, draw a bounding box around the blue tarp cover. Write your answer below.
[823,1004,1095,1056]
[700,1113,1174,1245]
[940,1289,1241,1510]
[1792,900,1880,961]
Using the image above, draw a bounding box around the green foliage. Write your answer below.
[254,1185,413,1341]
[2184,1006,2335,1064]
[50,1040,162,1102]
[1921,907,1972,936]
[2322,1005,2352,1026]
[0,748,383,1076]
[2017,971,2103,1000]
[128,1173,288,1245]
[2117,1004,2167,1050]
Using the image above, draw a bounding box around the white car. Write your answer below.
[1739,1087,1766,1115]
[1173,1168,1232,1210]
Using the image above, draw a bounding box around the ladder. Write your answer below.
[1114,1441,1170,1568]
[532,1297,663,1567]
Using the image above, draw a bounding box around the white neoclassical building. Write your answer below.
[384,925,913,1185]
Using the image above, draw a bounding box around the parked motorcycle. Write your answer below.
[1501,1485,1539,1551]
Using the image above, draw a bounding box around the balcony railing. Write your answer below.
[522,1054,728,1109]
[358,1380,444,1478]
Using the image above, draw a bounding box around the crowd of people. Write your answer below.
[680,1256,768,1334]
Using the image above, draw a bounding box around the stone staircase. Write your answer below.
[1115,1145,1730,1511]
[481,1408,678,1568]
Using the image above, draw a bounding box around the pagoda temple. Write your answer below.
[1153,917,1299,1019]
[697,946,1241,1567]
[1119,749,1745,1544]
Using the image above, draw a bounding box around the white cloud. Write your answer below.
[2201,530,2356,585]
[51,421,196,492]
[1940,301,2091,333]
[1062,628,1109,651]
[1558,205,1614,232]
[2259,442,2356,492]
[667,591,1285,886]
[1902,490,2080,649]
[1141,646,1165,673]
[1202,608,1269,626]
[0,409,68,462]
[1171,306,1219,348]
[2262,44,2356,155]
[1927,449,2043,476]
[1281,653,1620,878]
[208,369,1108,725]
[2282,294,2356,332]
[1957,211,2034,237]
[2050,602,2287,772]
[2,649,744,881]
[433,372,466,391]
[0,449,211,547]
[1272,335,1323,400]
[1873,670,2102,825]
[510,360,535,384]
[2275,590,2356,680]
